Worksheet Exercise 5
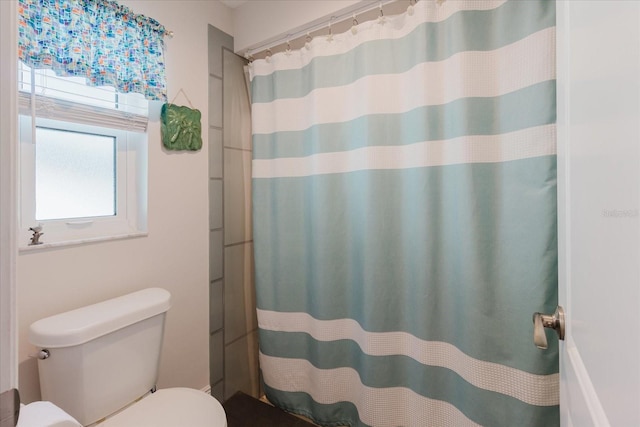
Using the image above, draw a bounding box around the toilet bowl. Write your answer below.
[100,388,226,427]
[27,288,226,427]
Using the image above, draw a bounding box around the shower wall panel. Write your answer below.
[208,25,258,402]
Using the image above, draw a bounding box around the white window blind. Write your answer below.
[18,62,149,133]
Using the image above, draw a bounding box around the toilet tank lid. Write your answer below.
[29,288,171,348]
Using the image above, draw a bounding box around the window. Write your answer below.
[35,126,116,220]
[18,64,148,247]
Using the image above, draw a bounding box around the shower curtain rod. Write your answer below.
[245,0,403,57]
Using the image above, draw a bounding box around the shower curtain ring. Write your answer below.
[327,18,335,42]
[378,2,386,25]
[285,37,292,56]
[305,32,312,50]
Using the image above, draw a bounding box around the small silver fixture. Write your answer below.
[37,349,50,360]
[28,225,44,246]
[532,306,565,349]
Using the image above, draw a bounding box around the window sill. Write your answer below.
[18,231,147,252]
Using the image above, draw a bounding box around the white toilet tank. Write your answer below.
[29,288,172,426]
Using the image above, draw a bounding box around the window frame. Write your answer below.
[18,115,147,248]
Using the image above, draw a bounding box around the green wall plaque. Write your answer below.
[160,103,203,151]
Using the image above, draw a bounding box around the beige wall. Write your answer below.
[13,0,385,404]
[16,0,234,403]
[232,0,361,53]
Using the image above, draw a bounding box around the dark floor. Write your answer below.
[223,392,317,427]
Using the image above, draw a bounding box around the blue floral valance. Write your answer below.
[18,0,168,101]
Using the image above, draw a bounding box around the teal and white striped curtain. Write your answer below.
[250,1,558,426]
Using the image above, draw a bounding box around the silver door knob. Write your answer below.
[532,306,565,349]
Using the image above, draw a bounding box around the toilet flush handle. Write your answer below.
[37,349,50,360]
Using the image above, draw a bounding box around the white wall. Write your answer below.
[232,0,362,53]
[0,0,18,393]
[16,0,234,403]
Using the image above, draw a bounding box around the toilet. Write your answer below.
[26,288,227,427]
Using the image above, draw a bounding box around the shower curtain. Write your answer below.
[250,1,557,426]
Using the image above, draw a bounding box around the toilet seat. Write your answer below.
[99,388,227,427]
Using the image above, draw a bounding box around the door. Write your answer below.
[557,1,640,426]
